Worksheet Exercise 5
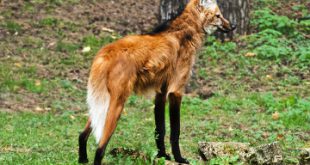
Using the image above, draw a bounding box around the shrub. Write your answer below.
[252,9,298,36]
[244,29,293,60]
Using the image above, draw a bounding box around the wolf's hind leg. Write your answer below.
[169,93,189,164]
[154,90,171,160]
[78,118,92,163]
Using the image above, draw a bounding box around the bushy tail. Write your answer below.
[87,83,111,144]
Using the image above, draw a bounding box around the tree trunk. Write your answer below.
[158,0,250,39]
[159,0,189,23]
[215,0,250,40]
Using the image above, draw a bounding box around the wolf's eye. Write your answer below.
[216,14,220,18]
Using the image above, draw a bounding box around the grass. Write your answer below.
[0,94,309,164]
[0,0,309,164]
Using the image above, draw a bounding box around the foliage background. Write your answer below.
[0,0,309,164]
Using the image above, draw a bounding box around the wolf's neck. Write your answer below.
[168,5,204,33]
[168,6,205,53]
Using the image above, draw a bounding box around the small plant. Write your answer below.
[298,19,310,34]
[56,41,80,53]
[3,21,22,33]
[252,9,297,35]
[242,29,309,63]
[82,35,115,49]
[291,4,309,17]
[253,0,279,9]
[209,155,240,165]
[281,98,310,129]
[39,17,59,27]
[21,79,48,94]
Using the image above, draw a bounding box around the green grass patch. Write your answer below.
[39,17,59,27]
[0,0,309,164]
[1,21,22,33]
[0,93,308,164]
[56,41,80,53]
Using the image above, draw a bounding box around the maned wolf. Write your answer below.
[78,0,236,164]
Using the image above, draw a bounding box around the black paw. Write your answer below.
[78,158,89,164]
[156,153,171,160]
[175,157,189,164]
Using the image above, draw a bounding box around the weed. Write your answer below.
[39,17,59,27]
[209,155,240,165]
[2,21,22,33]
[56,41,80,53]
[252,9,297,35]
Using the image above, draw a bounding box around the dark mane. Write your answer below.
[146,6,186,35]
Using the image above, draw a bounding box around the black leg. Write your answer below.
[94,145,107,165]
[79,118,91,164]
[154,92,171,160]
[169,93,189,164]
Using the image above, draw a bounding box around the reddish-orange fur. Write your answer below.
[89,0,227,97]
[79,0,233,164]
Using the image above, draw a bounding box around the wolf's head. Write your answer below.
[198,0,236,34]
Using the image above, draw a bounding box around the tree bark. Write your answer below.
[159,0,189,23]
[215,0,250,40]
[159,0,250,40]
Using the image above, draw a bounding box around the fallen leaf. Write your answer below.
[277,134,284,140]
[14,63,22,68]
[45,108,51,111]
[262,132,269,139]
[35,80,41,86]
[272,112,280,120]
[47,42,56,48]
[266,75,273,80]
[101,27,114,33]
[245,52,256,57]
[35,106,44,112]
[82,46,91,53]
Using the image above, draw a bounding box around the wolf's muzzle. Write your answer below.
[217,23,236,33]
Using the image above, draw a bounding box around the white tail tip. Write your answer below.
[87,85,111,143]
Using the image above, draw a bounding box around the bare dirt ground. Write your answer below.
[0,0,160,36]
[0,0,309,112]
[0,0,160,111]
